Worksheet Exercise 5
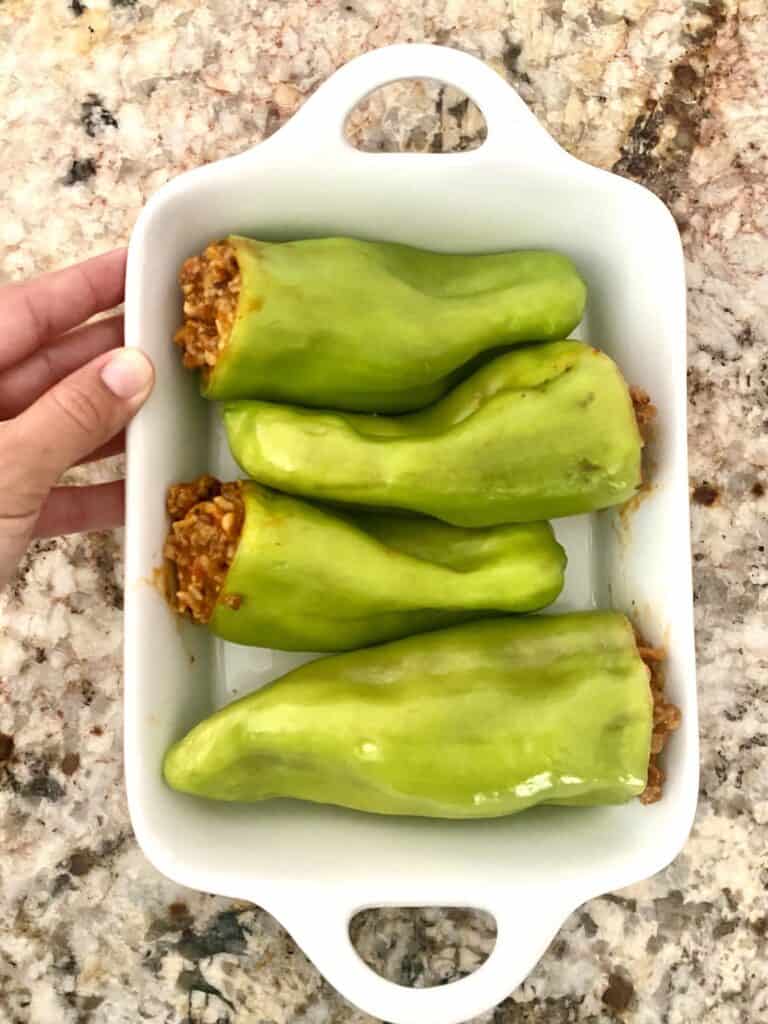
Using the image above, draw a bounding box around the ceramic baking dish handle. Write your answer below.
[258,43,559,161]
[274,894,564,1024]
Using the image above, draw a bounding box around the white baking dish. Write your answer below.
[124,44,697,1024]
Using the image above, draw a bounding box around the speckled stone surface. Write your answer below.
[1,2,766,1022]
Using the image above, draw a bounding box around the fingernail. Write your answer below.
[100,349,153,400]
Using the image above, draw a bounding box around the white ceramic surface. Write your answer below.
[124,44,697,1024]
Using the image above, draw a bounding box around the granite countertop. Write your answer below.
[1,1,766,1021]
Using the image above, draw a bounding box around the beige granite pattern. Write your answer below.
[1,1,767,1021]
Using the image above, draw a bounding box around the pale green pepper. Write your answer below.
[164,612,655,816]
[224,340,643,527]
[164,477,565,652]
[175,236,586,412]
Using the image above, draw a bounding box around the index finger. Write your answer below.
[0,248,127,373]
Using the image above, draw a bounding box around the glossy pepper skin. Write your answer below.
[211,483,565,651]
[203,236,586,412]
[224,340,642,527]
[164,612,653,817]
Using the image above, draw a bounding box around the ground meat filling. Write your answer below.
[174,241,241,372]
[636,640,682,804]
[630,386,657,442]
[164,476,245,624]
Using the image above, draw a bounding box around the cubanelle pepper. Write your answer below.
[164,612,676,817]
[163,476,566,652]
[173,236,587,412]
[224,340,644,527]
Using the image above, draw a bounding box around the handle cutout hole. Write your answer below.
[349,907,496,988]
[345,80,487,153]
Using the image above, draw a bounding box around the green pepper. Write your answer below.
[175,236,586,412]
[164,612,654,816]
[165,479,565,652]
[224,340,643,527]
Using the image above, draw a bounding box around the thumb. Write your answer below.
[12,348,154,493]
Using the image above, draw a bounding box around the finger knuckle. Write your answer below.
[51,383,106,437]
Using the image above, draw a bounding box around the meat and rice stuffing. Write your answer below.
[174,241,241,371]
[637,640,682,804]
[164,475,245,624]
[630,386,657,442]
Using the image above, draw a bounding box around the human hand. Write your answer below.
[0,249,154,590]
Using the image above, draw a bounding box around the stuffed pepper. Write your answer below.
[224,339,645,527]
[173,236,586,412]
[164,612,680,816]
[163,476,566,652]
